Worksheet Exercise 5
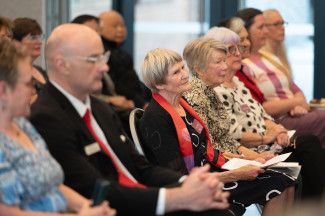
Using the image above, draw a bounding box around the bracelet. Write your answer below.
[260,134,264,145]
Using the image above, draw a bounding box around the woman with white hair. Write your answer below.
[218,17,266,104]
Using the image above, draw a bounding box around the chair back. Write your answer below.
[129,108,145,156]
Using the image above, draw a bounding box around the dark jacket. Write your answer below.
[30,83,182,216]
[139,99,189,175]
[101,37,150,108]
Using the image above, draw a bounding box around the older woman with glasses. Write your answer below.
[0,38,115,216]
[236,8,325,149]
[208,26,325,199]
[140,45,295,216]
[183,36,273,161]
[218,17,266,104]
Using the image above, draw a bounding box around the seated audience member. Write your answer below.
[180,37,272,161]
[0,38,114,216]
[140,46,295,216]
[206,26,325,199]
[218,17,266,104]
[0,16,13,39]
[236,8,325,148]
[71,14,134,110]
[99,10,150,108]
[71,15,134,136]
[12,17,47,96]
[30,23,231,216]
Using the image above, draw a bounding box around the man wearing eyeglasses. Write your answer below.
[30,23,232,216]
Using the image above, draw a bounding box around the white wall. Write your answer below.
[0,0,45,66]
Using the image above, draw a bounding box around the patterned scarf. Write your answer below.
[152,93,226,171]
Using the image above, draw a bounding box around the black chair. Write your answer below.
[129,108,145,156]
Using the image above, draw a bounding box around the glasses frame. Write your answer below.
[24,34,45,41]
[73,50,111,64]
[227,44,245,56]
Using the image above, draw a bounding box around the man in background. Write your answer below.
[99,10,151,109]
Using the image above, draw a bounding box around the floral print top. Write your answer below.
[183,75,241,153]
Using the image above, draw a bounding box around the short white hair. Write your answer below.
[205,27,240,46]
[141,48,182,92]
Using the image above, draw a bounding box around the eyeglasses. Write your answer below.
[227,45,245,56]
[24,34,44,41]
[265,21,288,27]
[73,50,111,64]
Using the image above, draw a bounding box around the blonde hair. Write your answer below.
[141,48,182,92]
[183,37,227,75]
[0,38,29,87]
[263,9,292,79]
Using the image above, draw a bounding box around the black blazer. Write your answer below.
[30,83,182,216]
[139,99,190,175]
[139,99,223,176]
[101,37,151,108]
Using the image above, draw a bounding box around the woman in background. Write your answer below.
[12,17,47,95]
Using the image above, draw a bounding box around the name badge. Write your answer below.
[84,142,101,156]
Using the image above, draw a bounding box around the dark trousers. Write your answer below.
[285,134,325,199]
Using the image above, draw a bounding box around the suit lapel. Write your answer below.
[46,83,136,177]
[90,99,135,172]
[46,83,96,146]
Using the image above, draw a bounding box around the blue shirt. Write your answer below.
[0,118,67,212]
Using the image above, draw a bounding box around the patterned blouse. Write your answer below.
[0,118,67,212]
[183,75,241,153]
[214,76,273,140]
[242,50,301,101]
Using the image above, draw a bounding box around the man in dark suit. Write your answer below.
[99,10,151,108]
[30,23,230,216]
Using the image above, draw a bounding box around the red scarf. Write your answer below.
[152,93,225,171]
[236,67,265,104]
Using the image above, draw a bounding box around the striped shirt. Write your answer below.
[242,50,301,102]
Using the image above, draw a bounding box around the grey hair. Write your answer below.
[263,9,280,22]
[227,17,245,35]
[205,27,240,46]
[0,38,29,87]
[183,37,227,75]
[141,48,182,92]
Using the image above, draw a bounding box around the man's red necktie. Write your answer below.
[83,109,145,188]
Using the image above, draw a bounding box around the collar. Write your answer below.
[191,74,210,91]
[50,81,91,117]
[101,36,119,51]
